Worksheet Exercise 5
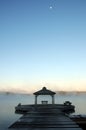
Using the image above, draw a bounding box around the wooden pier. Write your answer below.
[9,87,83,130]
[9,106,82,130]
[15,104,75,114]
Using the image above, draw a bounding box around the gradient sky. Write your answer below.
[0,0,86,93]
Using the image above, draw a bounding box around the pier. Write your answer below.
[9,87,83,130]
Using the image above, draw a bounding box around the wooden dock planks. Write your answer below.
[9,106,82,130]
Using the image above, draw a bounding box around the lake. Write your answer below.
[0,93,86,130]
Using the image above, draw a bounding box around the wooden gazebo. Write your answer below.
[33,87,56,104]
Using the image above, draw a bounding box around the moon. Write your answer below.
[49,6,53,10]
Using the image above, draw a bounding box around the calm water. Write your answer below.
[0,93,86,130]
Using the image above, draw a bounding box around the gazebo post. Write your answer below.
[35,95,37,104]
[52,95,55,104]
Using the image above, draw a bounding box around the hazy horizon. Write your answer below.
[0,86,86,94]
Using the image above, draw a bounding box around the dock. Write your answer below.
[9,106,82,130]
[9,87,83,130]
[15,104,75,114]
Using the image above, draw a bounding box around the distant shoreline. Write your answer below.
[0,91,86,95]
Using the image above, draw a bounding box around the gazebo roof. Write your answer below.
[33,87,56,95]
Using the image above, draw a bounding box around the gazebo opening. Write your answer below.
[33,87,56,105]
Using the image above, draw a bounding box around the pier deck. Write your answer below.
[15,104,75,114]
[9,106,82,130]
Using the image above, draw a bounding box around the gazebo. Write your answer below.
[33,87,56,105]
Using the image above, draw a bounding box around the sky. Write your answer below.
[0,0,86,93]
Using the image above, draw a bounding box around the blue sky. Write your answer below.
[0,0,86,93]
